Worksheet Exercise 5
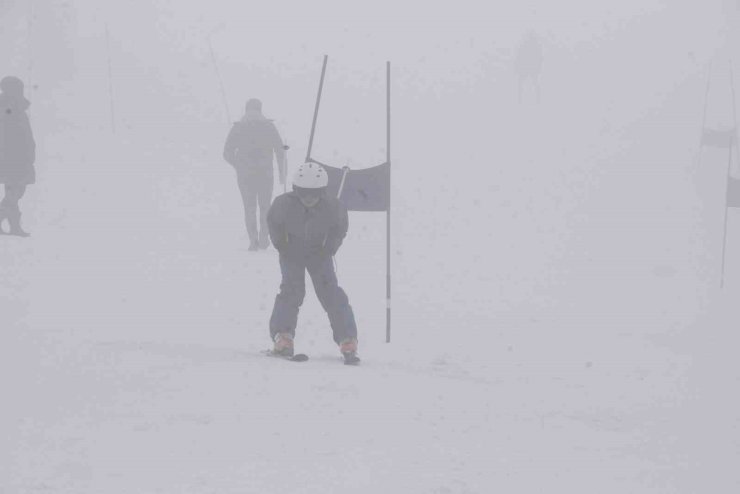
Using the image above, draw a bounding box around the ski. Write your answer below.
[263,350,309,362]
[262,349,360,365]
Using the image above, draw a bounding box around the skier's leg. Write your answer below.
[237,171,259,248]
[3,185,29,236]
[0,185,9,231]
[12,184,26,205]
[269,254,306,341]
[257,171,274,248]
[0,184,15,210]
[0,184,8,210]
[307,255,358,344]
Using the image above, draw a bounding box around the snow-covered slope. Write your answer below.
[2,1,740,492]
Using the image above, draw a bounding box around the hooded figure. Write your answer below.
[0,76,36,237]
[223,98,286,250]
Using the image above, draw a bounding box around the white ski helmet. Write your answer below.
[293,162,328,189]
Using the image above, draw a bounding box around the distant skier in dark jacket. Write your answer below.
[267,163,360,364]
[223,98,286,250]
[0,76,35,237]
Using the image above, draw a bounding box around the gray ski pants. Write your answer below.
[236,168,273,243]
[269,253,358,344]
[1,184,27,213]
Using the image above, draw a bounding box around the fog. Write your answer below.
[2,1,740,492]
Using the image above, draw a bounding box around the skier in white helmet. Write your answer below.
[266,162,359,364]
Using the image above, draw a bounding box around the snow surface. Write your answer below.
[2,1,740,492]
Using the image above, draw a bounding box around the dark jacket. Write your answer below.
[267,192,349,258]
[0,92,36,185]
[223,114,285,179]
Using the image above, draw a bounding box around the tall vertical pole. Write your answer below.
[208,34,231,125]
[27,0,34,115]
[105,24,116,133]
[283,141,289,193]
[730,61,738,169]
[722,61,739,288]
[386,61,392,343]
[721,143,733,288]
[701,62,712,147]
[306,55,328,162]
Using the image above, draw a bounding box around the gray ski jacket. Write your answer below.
[267,192,348,258]
[223,115,285,178]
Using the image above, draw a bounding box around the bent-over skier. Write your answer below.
[267,163,360,364]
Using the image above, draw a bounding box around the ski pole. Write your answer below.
[282,143,290,193]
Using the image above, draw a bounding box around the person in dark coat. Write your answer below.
[0,76,35,237]
[267,163,359,364]
[223,99,286,250]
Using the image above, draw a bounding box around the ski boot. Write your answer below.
[273,332,294,357]
[339,338,360,365]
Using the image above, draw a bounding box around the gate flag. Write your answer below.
[322,162,390,212]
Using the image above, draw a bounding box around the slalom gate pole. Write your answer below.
[386,61,392,343]
[283,141,289,193]
[721,61,739,288]
[701,62,712,149]
[730,61,738,156]
[207,34,231,125]
[105,24,116,133]
[27,0,34,116]
[306,55,328,162]
[721,142,733,288]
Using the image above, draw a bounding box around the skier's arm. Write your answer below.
[325,204,348,256]
[222,125,239,166]
[270,123,287,183]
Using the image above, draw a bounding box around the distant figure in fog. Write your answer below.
[0,76,35,237]
[515,31,543,104]
[223,99,286,251]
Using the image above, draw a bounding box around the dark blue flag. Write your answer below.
[321,162,390,212]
